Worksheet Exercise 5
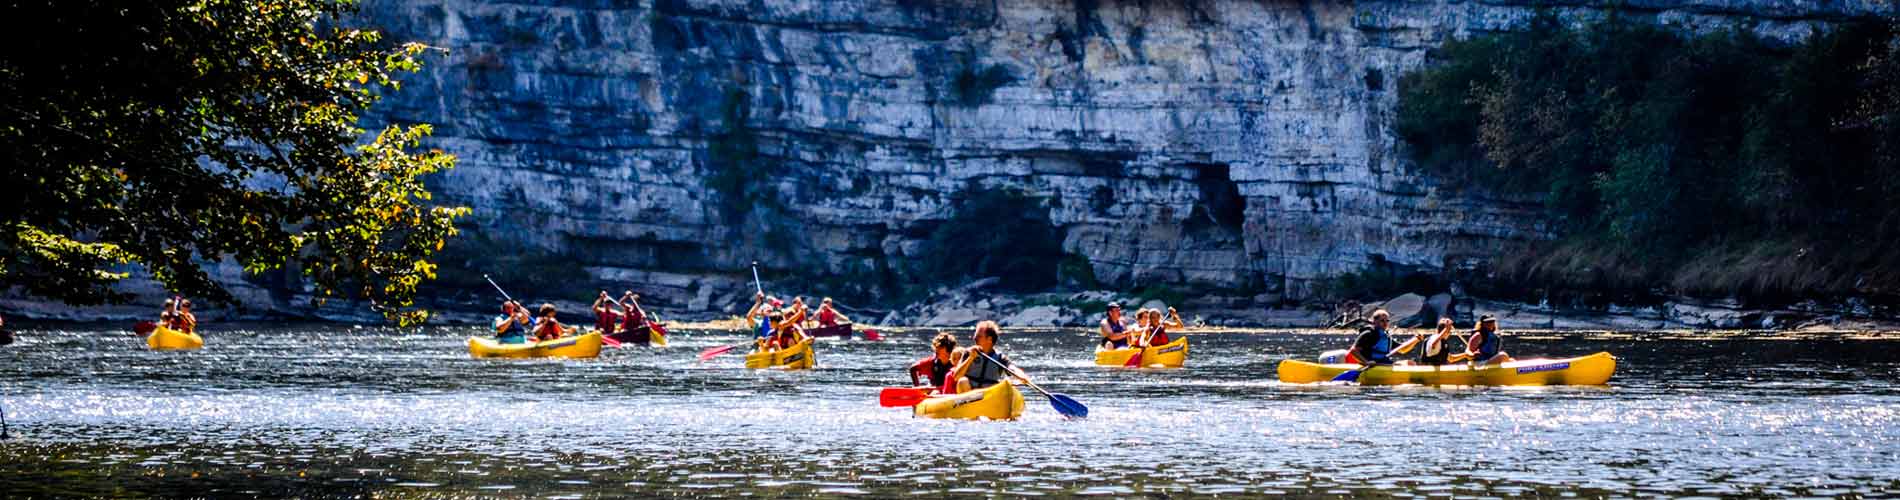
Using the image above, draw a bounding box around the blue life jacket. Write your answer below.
[756,315,774,338]
[1474,329,1503,359]
[493,315,528,344]
[1355,326,1395,363]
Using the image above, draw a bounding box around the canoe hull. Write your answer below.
[745,338,815,370]
[1277,352,1617,386]
[913,381,1025,421]
[1094,337,1188,368]
[147,326,204,350]
[805,323,852,338]
[467,331,604,359]
[604,323,668,347]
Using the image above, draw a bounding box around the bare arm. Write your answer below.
[1393,334,1421,354]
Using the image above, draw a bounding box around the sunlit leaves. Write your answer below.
[1,0,466,325]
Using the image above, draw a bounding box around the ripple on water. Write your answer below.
[1,325,1898,497]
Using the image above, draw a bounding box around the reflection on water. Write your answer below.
[1,324,1897,497]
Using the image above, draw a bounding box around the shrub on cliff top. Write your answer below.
[918,188,1066,291]
[1396,15,1900,299]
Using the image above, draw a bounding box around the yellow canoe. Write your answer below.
[744,338,815,370]
[467,331,603,359]
[913,381,1026,421]
[1276,352,1617,386]
[147,325,203,350]
[1094,337,1188,368]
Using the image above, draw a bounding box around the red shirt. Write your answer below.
[622,307,645,330]
[818,308,838,327]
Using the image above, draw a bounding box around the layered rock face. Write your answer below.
[345,0,1890,318]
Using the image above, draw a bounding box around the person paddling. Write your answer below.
[1099,303,1132,349]
[746,292,776,348]
[1465,315,1512,365]
[1134,308,1175,347]
[156,299,176,333]
[618,291,652,345]
[950,321,1027,393]
[1164,307,1187,330]
[1415,318,1463,366]
[816,297,850,327]
[173,298,198,334]
[531,303,575,342]
[493,301,532,344]
[591,291,622,336]
[785,297,809,328]
[1343,309,1400,365]
[908,332,961,393]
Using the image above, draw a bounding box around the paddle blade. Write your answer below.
[1330,369,1364,382]
[133,321,157,336]
[878,387,932,407]
[1046,393,1088,419]
[1123,349,1145,368]
[651,323,670,347]
[698,343,740,361]
[862,329,882,341]
[602,334,623,348]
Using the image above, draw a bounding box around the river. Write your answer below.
[1,324,1896,497]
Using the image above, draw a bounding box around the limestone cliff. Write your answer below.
[333,0,1893,321]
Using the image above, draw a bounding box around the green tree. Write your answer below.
[0,0,467,325]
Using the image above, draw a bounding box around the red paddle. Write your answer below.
[1124,327,1156,367]
[878,387,933,407]
[133,321,157,336]
[698,343,745,361]
[601,332,622,347]
[861,328,883,341]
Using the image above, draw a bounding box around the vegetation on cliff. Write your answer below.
[1397,15,1900,302]
[0,0,466,325]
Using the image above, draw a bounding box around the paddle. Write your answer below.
[701,262,769,361]
[878,387,934,407]
[974,350,1087,419]
[482,274,516,303]
[133,321,157,336]
[482,274,535,341]
[1332,360,1382,382]
[1124,323,1158,367]
[860,327,883,342]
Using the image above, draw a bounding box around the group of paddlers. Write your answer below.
[154,296,198,334]
[906,320,1029,395]
[490,290,663,345]
[902,303,1187,399]
[1342,309,1512,366]
[1097,302,1184,350]
[744,292,853,353]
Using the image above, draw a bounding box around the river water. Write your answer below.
[1,324,1896,497]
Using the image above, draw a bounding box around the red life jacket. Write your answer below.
[534,318,562,340]
[818,308,838,327]
[621,307,645,330]
[594,308,616,333]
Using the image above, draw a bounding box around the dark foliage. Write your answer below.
[0,0,467,325]
[918,188,1067,291]
[1396,15,1900,299]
